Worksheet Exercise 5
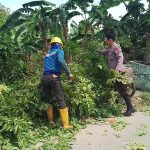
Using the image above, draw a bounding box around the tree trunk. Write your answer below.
[63,24,69,44]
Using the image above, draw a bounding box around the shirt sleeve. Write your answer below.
[96,48,109,56]
[113,47,124,71]
[57,50,71,76]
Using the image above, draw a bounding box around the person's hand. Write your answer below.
[96,49,101,55]
[68,74,75,80]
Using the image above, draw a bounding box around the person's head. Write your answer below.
[104,34,116,47]
[50,37,63,49]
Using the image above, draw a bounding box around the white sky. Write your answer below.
[0,0,148,21]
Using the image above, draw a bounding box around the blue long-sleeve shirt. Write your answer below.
[43,43,71,76]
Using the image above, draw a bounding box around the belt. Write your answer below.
[43,73,60,78]
[51,74,59,78]
[43,72,60,76]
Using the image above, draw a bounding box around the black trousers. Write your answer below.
[115,81,133,109]
[115,81,129,98]
[40,75,66,109]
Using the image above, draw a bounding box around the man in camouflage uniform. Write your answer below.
[97,35,135,116]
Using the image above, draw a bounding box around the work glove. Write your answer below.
[68,74,75,80]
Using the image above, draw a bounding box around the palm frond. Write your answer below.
[18,7,34,13]
[23,0,55,8]
[66,11,82,21]
[14,25,27,43]
[61,1,77,10]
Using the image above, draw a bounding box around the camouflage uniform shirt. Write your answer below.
[98,43,125,73]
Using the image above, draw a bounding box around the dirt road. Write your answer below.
[71,112,150,150]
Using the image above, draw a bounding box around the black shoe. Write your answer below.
[124,108,135,116]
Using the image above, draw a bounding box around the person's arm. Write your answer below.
[96,48,109,56]
[113,47,124,71]
[57,50,71,76]
[116,52,124,71]
[37,50,47,55]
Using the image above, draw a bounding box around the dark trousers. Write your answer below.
[116,81,129,98]
[115,81,133,109]
[40,75,66,109]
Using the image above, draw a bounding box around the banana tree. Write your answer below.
[20,0,57,52]
[0,0,56,53]
[59,6,81,43]
[46,2,82,44]
[1,0,82,52]
[69,0,133,48]
[73,5,104,48]
[120,0,149,59]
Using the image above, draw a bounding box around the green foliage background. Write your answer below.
[0,0,149,149]
[0,40,122,149]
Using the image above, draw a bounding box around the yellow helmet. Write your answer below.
[50,37,63,46]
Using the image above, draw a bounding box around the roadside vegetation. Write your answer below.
[0,0,150,149]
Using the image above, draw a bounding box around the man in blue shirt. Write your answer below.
[41,37,74,129]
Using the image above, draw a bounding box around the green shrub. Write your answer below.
[142,92,150,101]
[0,39,122,149]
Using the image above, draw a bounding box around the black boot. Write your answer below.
[123,96,135,116]
[124,107,135,116]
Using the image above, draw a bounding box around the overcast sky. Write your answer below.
[0,0,148,21]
